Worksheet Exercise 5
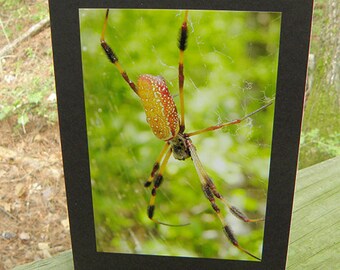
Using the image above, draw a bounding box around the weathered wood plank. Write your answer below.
[13,156,340,269]
[286,156,340,269]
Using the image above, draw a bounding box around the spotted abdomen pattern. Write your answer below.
[137,74,180,141]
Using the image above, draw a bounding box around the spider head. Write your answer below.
[169,134,190,161]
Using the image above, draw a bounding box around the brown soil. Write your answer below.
[0,118,70,270]
[0,1,71,269]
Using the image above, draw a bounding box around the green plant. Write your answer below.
[0,77,57,131]
[299,129,340,168]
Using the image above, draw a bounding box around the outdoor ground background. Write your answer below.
[0,0,338,269]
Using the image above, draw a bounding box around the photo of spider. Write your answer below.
[79,9,281,260]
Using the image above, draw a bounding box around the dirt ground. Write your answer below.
[0,118,70,270]
[0,2,71,268]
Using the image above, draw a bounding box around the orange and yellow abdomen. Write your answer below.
[137,75,180,141]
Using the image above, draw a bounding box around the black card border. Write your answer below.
[48,0,314,269]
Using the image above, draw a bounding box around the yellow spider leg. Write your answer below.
[100,9,138,94]
[147,147,189,227]
[144,143,170,187]
[186,100,273,137]
[186,138,261,260]
[178,10,189,132]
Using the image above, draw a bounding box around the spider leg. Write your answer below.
[100,9,138,94]
[186,138,261,260]
[186,100,273,137]
[147,147,189,227]
[221,199,264,223]
[144,143,170,187]
[178,10,189,133]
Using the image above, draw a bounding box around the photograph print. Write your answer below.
[79,8,281,261]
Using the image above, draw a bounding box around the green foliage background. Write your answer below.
[79,9,280,260]
[298,1,340,169]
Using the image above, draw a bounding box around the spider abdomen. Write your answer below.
[137,74,180,141]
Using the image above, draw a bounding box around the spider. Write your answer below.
[100,9,273,260]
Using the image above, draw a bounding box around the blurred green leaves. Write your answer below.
[79,9,280,260]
